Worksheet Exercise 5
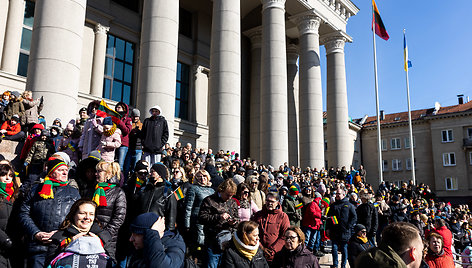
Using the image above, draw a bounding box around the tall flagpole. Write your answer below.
[372,3,383,184]
[404,29,416,185]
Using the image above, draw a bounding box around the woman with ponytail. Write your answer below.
[91,161,126,261]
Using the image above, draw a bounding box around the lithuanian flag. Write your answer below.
[372,0,389,41]
[295,203,303,210]
[174,186,184,201]
[331,216,338,225]
[97,100,122,124]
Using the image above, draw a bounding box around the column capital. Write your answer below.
[321,35,346,54]
[261,0,285,11]
[94,23,110,35]
[286,44,298,65]
[193,64,210,76]
[244,27,262,50]
[292,14,321,36]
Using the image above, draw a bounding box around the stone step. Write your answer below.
[0,139,24,168]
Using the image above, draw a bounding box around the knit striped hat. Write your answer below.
[320,197,330,208]
[289,185,299,195]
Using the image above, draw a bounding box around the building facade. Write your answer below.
[360,100,472,200]
[0,0,359,168]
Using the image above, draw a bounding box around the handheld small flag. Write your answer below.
[372,0,389,41]
[174,186,184,201]
[325,206,330,216]
[97,100,122,124]
[330,216,339,225]
[374,202,380,208]
[295,203,303,210]
[403,31,412,71]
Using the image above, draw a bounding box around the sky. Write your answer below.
[318,0,472,119]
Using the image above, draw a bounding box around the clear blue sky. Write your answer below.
[319,0,472,119]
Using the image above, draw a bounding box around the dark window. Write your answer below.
[111,0,139,12]
[103,35,135,105]
[17,0,35,77]
[179,8,192,38]
[175,62,190,120]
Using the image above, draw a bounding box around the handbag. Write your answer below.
[216,230,232,250]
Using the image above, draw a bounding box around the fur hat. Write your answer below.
[129,212,159,235]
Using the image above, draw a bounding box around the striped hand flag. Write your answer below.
[403,31,413,71]
[331,216,338,225]
[372,0,389,41]
[295,203,303,210]
[174,186,184,201]
[97,100,122,124]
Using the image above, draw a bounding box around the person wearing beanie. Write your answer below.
[78,100,102,160]
[140,104,169,165]
[24,128,56,190]
[76,107,89,133]
[301,192,323,256]
[356,192,378,247]
[19,123,44,162]
[123,213,185,267]
[58,123,81,165]
[282,184,303,227]
[134,163,177,232]
[124,108,143,177]
[93,116,122,162]
[0,113,24,141]
[348,224,372,267]
[18,158,80,267]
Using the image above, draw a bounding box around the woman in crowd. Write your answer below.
[234,183,260,222]
[221,221,268,268]
[21,91,43,131]
[46,199,111,264]
[91,161,126,260]
[272,227,319,268]
[424,232,455,268]
[0,164,18,267]
[347,224,372,267]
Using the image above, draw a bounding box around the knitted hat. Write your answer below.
[314,192,322,199]
[129,212,159,235]
[131,108,140,117]
[10,91,20,98]
[41,129,50,137]
[53,152,71,166]
[135,161,149,173]
[11,114,19,121]
[151,163,168,180]
[103,117,113,126]
[320,197,330,208]
[79,107,87,113]
[66,123,74,131]
[354,224,366,234]
[88,150,102,161]
[289,185,299,195]
[47,158,67,176]
[32,123,45,130]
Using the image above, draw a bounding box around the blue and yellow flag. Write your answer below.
[403,31,412,71]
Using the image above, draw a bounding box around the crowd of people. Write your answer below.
[0,90,471,268]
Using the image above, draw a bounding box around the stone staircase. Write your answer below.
[0,139,24,168]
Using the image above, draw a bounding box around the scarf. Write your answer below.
[92,182,116,206]
[357,236,368,244]
[233,233,259,261]
[0,182,13,201]
[239,199,250,209]
[103,124,117,137]
[38,177,68,199]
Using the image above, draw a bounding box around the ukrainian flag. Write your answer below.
[403,31,412,71]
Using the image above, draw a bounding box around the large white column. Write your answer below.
[246,28,262,161]
[0,0,10,64]
[295,14,324,169]
[323,34,351,168]
[208,0,241,152]
[1,0,25,73]
[90,23,109,97]
[286,44,299,167]
[137,0,179,145]
[25,0,87,123]
[260,0,288,167]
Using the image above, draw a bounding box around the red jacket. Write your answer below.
[1,121,21,136]
[20,124,44,161]
[302,199,322,230]
[115,102,132,147]
[425,250,455,268]
[426,226,453,256]
[252,205,290,261]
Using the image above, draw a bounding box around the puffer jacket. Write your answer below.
[272,244,319,268]
[22,98,43,125]
[115,102,132,148]
[355,243,407,268]
[282,195,302,227]
[221,240,269,268]
[25,139,55,164]
[92,177,126,260]
[92,119,122,162]
[19,183,80,254]
[301,200,322,230]
[140,115,169,154]
[326,197,357,242]
[79,115,102,159]
[183,184,214,244]
[251,205,290,261]
[135,181,177,231]
[347,235,372,267]
[356,202,378,238]
[198,192,239,252]
[0,199,13,268]
[4,100,24,122]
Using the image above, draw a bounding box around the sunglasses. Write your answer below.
[242,191,250,194]
[137,172,148,176]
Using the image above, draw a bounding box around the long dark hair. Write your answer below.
[0,163,18,202]
[59,199,98,230]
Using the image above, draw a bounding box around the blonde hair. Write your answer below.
[21,90,32,99]
[175,166,188,183]
[96,161,120,179]
[194,169,211,186]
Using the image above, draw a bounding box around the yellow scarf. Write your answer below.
[233,233,259,261]
[357,236,368,244]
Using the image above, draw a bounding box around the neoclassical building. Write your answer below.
[0,0,359,168]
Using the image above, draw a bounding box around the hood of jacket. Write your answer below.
[356,243,407,268]
[65,236,105,255]
[116,102,129,117]
[149,105,162,116]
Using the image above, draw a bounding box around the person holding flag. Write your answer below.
[282,185,303,227]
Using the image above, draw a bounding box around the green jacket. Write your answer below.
[355,243,407,268]
[282,195,302,227]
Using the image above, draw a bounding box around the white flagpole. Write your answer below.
[404,29,416,185]
[373,4,383,184]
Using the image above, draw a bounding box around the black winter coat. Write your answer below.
[347,236,372,267]
[326,198,357,242]
[92,179,127,260]
[204,164,224,191]
[19,184,80,254]
[140,115,169,154]
[0,199,13,267]
[272,244,320,268]
[135,181,177,231]
[221,241,269,268]
[356,202,378,237]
